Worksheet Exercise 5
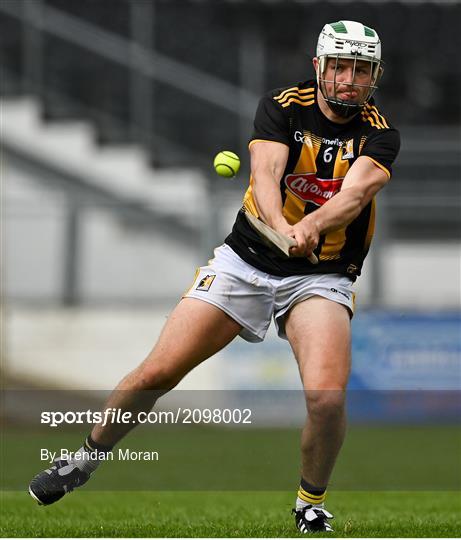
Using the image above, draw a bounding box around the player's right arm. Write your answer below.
[249,140,292,236]
[248,91,293,236]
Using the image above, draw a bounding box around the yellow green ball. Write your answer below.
[213,151,240,178]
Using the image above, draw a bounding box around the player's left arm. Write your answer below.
[290,156,389,256]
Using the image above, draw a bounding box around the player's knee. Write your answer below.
[136,361,182,392]
[306,390,345,423]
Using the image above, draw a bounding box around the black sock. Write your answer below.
[84,435,114,455]
[297,477,327,507]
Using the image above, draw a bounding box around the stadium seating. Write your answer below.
[1,0,459,239]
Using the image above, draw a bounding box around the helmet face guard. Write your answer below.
[316,21,384,118]
[317,53,384,118]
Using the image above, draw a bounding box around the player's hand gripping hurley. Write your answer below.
[245,211,318,264]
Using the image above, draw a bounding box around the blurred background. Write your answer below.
[1,0,460,405]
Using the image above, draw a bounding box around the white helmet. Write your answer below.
[316,21,383,118]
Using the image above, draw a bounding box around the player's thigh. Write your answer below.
[285,295,351,390]
[142,297,242,382]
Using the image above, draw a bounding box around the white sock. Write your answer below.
[296,497,325,511]
[69,445,102,475]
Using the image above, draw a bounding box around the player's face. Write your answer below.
[322,58,373,103]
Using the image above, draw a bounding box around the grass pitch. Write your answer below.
[1,490,460,537]
[1,425,460,536]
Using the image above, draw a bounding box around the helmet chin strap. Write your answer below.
[325,99,362,119]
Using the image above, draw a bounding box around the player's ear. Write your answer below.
[312,57,321,78]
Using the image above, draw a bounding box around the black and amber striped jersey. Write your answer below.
[225,80,400,280]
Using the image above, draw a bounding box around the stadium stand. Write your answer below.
[1,0,459,308]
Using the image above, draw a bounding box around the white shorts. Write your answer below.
[184,244,355,343]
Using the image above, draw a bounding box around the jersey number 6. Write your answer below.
[323,146,333,163]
